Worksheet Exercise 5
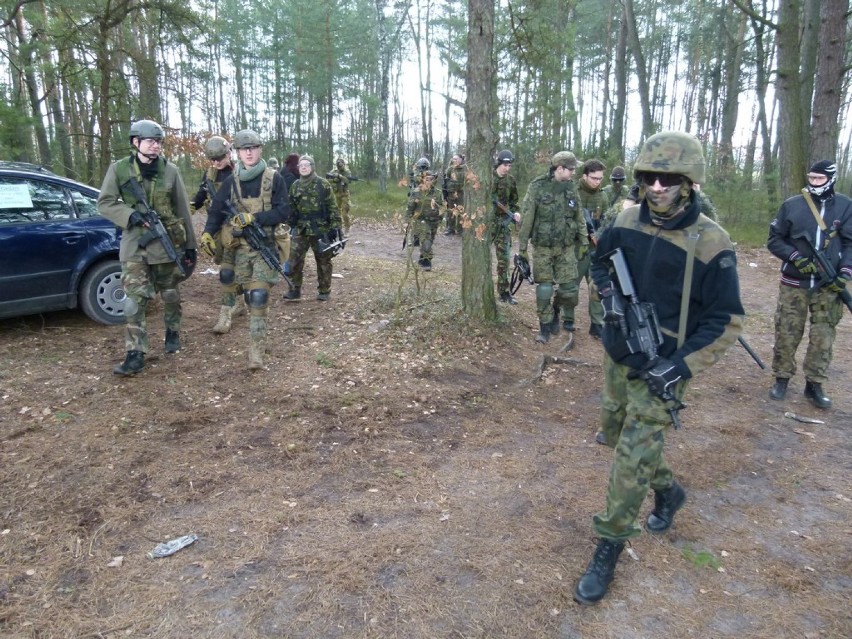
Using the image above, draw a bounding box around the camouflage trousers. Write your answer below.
[566,248,604,325]
[289,234,333,294]
[491,223,512,295]
[218,246,243,307]
[234,244,279,311]
[415,216,440,260]
[530,245,579,322]
[593,354,688,542]
[335,194,351,232]
[445,195,463,232]
[121,260,182,353]
[772,283,844,383]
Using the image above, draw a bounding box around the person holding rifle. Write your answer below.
[200,129,292,370]
[491,150,521,304]
[575,132,744,605]
[573,159,608,339]
[767,160,852,408]
[98,119,197,376]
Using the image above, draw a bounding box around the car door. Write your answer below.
[0,175,89,316]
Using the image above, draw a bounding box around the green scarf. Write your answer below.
[237,159,267,182]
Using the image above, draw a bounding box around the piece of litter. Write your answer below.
[626,547,640,561]
[793,429,815,439]
[784,412,824,425]
[107,556,124,568]
[147,534,198,559]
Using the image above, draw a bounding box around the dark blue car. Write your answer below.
[0,162,125,325]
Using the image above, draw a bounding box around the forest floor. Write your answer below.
[0,216,850,639]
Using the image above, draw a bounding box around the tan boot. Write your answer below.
[230,296,247,318]
[212,305,232,334]
[248,316,267,370]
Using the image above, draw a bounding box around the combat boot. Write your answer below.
[499,292,517,305]
[769,377,788,400]
[535,321,551,344]
[164,329,181,353]
[589,323,603,340]
[230,296,247,318]
[574,538,625,605]
[562,319,576,332]
[646,481,687,534]
[549,306,561,335]
[113,350,145,376]
[804,381,831,409]
[213,305,232,334]
[283,287,301,301]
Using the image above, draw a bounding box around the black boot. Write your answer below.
[165,329,181,353]
[562,319,576,332]
[499,292,517,305]
[589,323,603,339]
[535,321,551,344]
[646,481,687,534]
[549,305,561,335]
[284,287,301,301]
[769,377,788,400]
[574,539,625,605]
[113,350,145,376]
[804,381,832,409]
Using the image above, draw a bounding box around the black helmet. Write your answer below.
[415,157,430,171]
[611,165,626,180]
[129,119,164,143]
[496,149,514,166]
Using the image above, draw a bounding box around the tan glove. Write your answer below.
[200,232,217,258]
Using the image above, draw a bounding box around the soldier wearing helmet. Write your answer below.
[491,149,520,303]
[602,165,627,210]
[572,158,608,339]
[442,153,466,236]
[201,129,293,369]
[97,119,197,376]
[406,170,444,271]
[518,151,586,343]
[767,159,852,409]
[574,132,744,606]
[326,156,356,233]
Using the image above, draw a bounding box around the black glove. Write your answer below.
[638,358,682,399]
[128,211,146,228]
[599,286,625,324]
[184,248,197,266]
[327,228,339,242]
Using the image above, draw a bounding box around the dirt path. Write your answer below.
[0,222,850,638]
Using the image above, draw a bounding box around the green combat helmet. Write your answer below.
[268,157,279,169]
[551,151,577,169]
[633,131,705,184]
[129,119,164,143]
[204,136,231,159]
[233,129,263,149]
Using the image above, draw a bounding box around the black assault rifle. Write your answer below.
[223,201,294,289]
[602,247,685,428]
[800,234,852,314]
[326,172,361,182]
[492,198,519,229]
[581,208,598,247]
[124,177,186,278]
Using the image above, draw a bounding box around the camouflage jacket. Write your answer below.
[406,182,444,221]
[289,174,341,236]
[491,170,518,222]
[97,155,196,264]
[518,173,586,251]
[577,180,610,230]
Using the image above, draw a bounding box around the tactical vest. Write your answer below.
[113,156,186,246]
[529,176,579,249]
[228,167,277,247]
[409,185,442,221]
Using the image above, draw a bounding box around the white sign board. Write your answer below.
[0,184,34,209]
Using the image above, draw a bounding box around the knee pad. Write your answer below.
[219,268,236,285]
[535,282,554,305]
[161,288,180,304]
[247,288,269,309]
[123,297,139,317]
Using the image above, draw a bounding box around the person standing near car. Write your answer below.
[98,119,197,376]
[200,129,292,370]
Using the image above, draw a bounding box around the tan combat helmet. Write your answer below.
[204,136,231,159]
[633,131,705,184]
[551,151,577,169]
[232,129,263,149]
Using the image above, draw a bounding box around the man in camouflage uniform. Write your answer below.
[518,151,587,343]
[200,129,292,369]
[601,165,628,224]
[326,157,355,233]
[404,157,431,247]
[767,160,852,409]
[406,171,444,270]
[575,132,744,606]
[443,153,466,235]
[190,136,248,326]
[286,155,342,302]
[491,150,521,303]
[98,119,197,376]
[573,159,608,338]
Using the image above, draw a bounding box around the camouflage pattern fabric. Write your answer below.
[407,182,443,261]
[593,354,688,542]
[444,163,466,232]
[772,283,844,383]
[563,250,604,326]
[288,235,333,294]
[327,169,352,230]
[493,226,513,295]
[234,247,279,293]
[121,261,182,353]
[290,175,341,236]
[574,181,609,325]
[415,217,440,260]
[531,245,579,321]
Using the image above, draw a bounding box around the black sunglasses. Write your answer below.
[210,154,227,162]
[639,172,683,188]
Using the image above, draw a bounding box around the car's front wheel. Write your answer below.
[80,260,125,325]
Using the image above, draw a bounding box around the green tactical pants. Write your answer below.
[592,354,688,542]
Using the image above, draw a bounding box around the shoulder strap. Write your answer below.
[677,232,700,349]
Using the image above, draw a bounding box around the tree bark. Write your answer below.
[809,0,849,161]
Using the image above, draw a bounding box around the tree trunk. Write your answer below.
[775,0,809,196]
[463,0,498,321]
[623,0,654,139]
[809,0,849,161]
